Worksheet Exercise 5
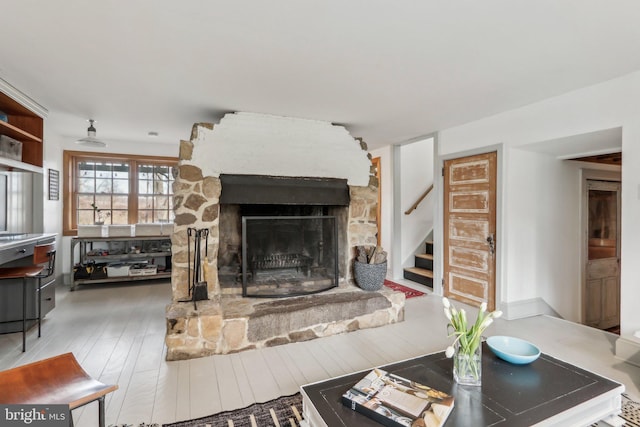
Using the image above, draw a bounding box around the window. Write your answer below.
[76,160,130,225]
[64,151,178,235]
[138,163,174,223]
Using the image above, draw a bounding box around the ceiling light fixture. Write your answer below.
[76,119,107,147]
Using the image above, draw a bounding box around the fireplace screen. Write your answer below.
[242,215,338,297]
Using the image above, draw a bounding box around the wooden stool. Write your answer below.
[0,243,56,352]
[0,352,118,427]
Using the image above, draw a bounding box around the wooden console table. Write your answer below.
[301,343,624,426]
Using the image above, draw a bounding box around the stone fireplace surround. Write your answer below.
[165,113,405,361]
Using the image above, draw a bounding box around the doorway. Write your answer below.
[443,151,497,311]
[583,180,621,330]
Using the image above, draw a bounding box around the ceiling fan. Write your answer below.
[76,119,107,147]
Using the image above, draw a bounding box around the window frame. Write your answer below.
[63,150,178,236]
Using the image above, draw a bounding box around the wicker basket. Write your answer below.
[353,260,387,291]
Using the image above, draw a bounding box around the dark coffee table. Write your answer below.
[301,343,624,426]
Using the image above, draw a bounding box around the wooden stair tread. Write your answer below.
[404,267,433,278]
[415,253,433,260]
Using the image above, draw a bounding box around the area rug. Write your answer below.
[162,393,303,427]
[384,279,425,299]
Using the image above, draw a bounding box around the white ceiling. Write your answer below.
[2,1,640,150]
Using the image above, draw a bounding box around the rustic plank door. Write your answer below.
[584,180,620,330]
[443,151,497,310]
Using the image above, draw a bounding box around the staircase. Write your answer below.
[403,240,434,288]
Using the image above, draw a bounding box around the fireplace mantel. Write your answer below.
[219,174,349,206]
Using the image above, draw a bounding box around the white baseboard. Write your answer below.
[615,336,640,368]
[501,298,559,320]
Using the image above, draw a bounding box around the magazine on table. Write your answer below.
[342,368,454,427]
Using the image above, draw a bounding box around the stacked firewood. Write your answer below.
[356,245,387,264]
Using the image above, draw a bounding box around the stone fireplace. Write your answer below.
[165,113,405,360]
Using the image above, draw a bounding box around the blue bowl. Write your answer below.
[486,336,541,365]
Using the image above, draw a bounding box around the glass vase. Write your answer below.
[453,341,482,386]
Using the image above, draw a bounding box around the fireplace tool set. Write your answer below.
[184,227,209,309]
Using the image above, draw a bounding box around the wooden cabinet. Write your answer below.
[70,236,172,291]
[0,90,44,173]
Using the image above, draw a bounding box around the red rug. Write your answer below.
[384,280,425,299]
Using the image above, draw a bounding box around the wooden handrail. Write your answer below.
[405,184,434,215]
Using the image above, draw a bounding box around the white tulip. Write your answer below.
[442,297,451,309]
[445,346,455,358]
[480,302,487,312]
[491,310,503,319]
[443,307,452,321]
[480,317,494,329]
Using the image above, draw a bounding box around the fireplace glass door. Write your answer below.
[242,215,338,297]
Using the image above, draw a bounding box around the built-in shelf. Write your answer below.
[0,156,43,173]
[0,120,42,143]
[0,89,45,169]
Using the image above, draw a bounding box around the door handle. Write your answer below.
[487,234,496,256]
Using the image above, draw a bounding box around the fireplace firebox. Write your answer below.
[217,174,349,298]
[242,215,338,297]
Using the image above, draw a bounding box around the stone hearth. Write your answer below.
[166,287,404,360]
[165,113,405,360]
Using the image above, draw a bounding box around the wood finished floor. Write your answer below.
[0,279,638,426]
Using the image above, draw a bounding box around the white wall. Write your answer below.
[42,130,64,278]
[400,138,434,267]
[620,123,640,338]
[504,148,581,321]
[437,70,640,348]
